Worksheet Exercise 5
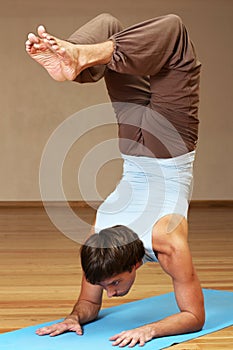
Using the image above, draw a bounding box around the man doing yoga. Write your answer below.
[25,13,205,347]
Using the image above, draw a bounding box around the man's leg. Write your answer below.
[25,13,122,82]
[26,14,199,85]
[105,14,200,157]
[26,14,188,81]
[37,14,198,157]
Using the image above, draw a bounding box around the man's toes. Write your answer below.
[56,47,66,56]
[52,44,59,50]
[25,39,32,47]
[44,37,56,47]
[25,45,31,53]
[50,45,66,57]
[37,25,53,43]
[43,37,64,54]
[49,38,57,45]
[37,25,47,38]
[33,43,44,49]
[28,33,39,44]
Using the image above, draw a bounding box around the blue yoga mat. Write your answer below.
[1,289,233,350]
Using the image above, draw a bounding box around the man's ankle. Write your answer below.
[80,41,114,69]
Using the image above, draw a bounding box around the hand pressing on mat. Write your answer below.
[36,315,83,337]
[110,325,154,348]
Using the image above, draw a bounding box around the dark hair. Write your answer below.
[80,225,145,284]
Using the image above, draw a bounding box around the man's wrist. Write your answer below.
[65,313,79,322]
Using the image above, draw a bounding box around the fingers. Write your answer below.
[69,324,83,335]
[36,324,67,337]
[110,331,138,347]
[110,329,151,348]
[36,321,83,337]
[109,332,122,341]
[113,336,143,348]
[112,337,140,348]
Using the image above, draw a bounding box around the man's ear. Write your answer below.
[135,261,143,270]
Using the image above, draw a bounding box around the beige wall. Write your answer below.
[1,0,232,200]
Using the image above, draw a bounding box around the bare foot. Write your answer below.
[25,25,82,81]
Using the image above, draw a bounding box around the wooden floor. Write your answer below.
[0,204,233,349]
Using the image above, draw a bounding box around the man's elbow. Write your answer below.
[192,310,205,332]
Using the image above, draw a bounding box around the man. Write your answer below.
[25,13,205,347]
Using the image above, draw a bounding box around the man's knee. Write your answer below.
[96,13,116,22]
[165,14,183,28]
[95,13,123,32]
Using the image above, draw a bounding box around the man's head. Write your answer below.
[80,225,145,296]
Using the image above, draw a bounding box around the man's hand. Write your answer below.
[36,316,82,337]
[110,325,154,348]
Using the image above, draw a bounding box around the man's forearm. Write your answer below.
[110,309,205,347]
[150,310,204,338]
[67,299,101,325]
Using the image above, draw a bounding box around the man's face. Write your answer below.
[98,266,137,298]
